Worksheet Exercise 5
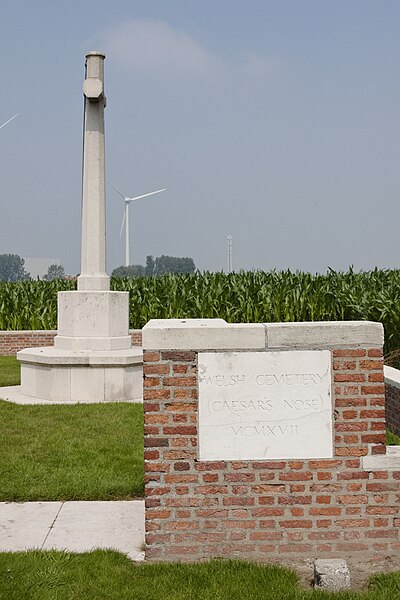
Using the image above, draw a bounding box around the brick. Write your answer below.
[361,385,385,395]
[146,462,170,473]
[316,496,331,504]
[225,473,255,482]
[144,377,161,387]
[164,450,197,460]
[144,364,170,375]
[279,472,312,481]
[144,389,171,400]
[333,361,357,370]
[332,349,366,357]
[222,521,256,530]
[146,509,171,519]
[335,519,370,527]
[196,485,227,495]
[368,373,384,382]
[161,351,196,361]
[359,360,383,370]
[223,497,255,506]
[202,474,219,483]
[334,374,366,382]
[310,507,342,516]
[253,461,286,469]
[174,462,191,471]
[252,507,284,517]
[163,426,197,435]
[250,531,283,541]
[309,459,341,469]
[337,495,368,505]
[164,377,197,387]
[144,437,169,448]
[165,402,195,412]
[278,496,312,505]
[145,414,170,424]
[144,450,160,460]
[368,349,382,357]
[336,448,367,457]
[143,351,160,362]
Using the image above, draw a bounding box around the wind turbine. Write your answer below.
[109,183,166,267]
[0,113,19,130]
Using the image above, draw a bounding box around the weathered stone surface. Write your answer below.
[198,350,332,460]
[314,559,350,590]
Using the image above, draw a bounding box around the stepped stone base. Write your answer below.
[17,346,143,403]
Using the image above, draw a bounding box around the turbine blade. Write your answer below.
[0,113,19,130]
[119,210,126,239]
[128,188,166,202]
[108,182,127,199]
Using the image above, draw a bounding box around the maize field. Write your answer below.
[1,269,400,354]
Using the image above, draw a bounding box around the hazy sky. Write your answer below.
[1,1,399,275]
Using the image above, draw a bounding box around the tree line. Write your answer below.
[111,255,196,277]
[0,254,65,282]
[0,253,195,281]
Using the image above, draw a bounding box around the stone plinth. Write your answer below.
[18,347,142,402]
[55,291,131,351]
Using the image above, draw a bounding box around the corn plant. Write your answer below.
[2,269,400,353]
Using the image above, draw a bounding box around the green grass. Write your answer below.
[386,430,400,445]
[0,401,144,500]
[0,356,20,386]
[0,552,399,600]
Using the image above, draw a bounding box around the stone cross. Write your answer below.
[78,51,109,292]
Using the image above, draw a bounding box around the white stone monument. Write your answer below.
[17,52,142,402]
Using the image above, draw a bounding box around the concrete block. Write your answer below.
[266,321,383,349]
[142,319,266,350]
[362,446,400,471]
[384,365,400,390]
[42,500,144,561]
[0,502,62,551]
[314,559,350,590]
[18,347,143,403]
[56,291,130,350]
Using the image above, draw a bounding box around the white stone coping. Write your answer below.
[0,330,58,335]
[143,319,266,351]
[384,365,400,390]
[362,446,400,471]
[17,347,142,366]
[142,319,384,351]
[265,321,383,349]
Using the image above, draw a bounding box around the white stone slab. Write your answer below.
[0,385,143,405]
[198,350,332,460]
[362,446,400,471]
[384,365,400,390]
[142,319,265,350]
[0,502,62,551]
[265,321,383,349]
[43,501,144,561]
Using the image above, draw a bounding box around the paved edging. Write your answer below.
[0,500,145,560]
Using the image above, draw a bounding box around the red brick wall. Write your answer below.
[0,329,142,355]
[385,382,400,437]
[143,347,400,562]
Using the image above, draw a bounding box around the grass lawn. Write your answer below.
[0,354,398,502]
[1,552,400,600]
[0,401,144,500]
[0,356,20,386]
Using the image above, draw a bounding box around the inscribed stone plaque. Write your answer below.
[198,351,332,460]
